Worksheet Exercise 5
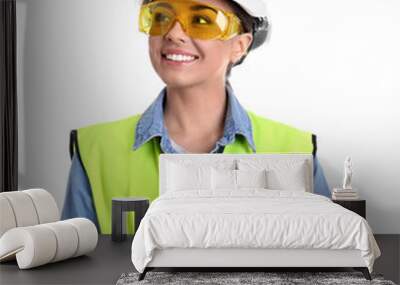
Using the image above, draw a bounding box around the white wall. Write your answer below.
[17,0,400,233]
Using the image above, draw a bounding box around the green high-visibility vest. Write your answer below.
[72,110,315,234]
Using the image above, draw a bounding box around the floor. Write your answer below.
[0,235,398,284]
[373,234,400,284]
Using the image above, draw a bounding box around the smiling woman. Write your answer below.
[146,0,252,94]
[61,0,331,235]
[143,0,258,89]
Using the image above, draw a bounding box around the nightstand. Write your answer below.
[332,199,366,219]
[111,197,149,242]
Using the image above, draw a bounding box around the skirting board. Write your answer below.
[147,248,366,267]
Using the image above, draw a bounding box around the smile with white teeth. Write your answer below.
[164,54,197,62]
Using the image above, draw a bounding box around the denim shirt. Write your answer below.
[132,83,256,154]
[61,84,331,228]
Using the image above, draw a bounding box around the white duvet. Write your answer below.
[131,189,381,273]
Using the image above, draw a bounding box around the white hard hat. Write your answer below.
[137,0,268,18]
[136,0,270,51]
[230,0,268,18]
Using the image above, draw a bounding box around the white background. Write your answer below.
[16,0,400,233]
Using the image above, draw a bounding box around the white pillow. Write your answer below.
[212,168,268,190]
[237,159,309,192]
[266,162,308,191]
[167,162,212,191]
[211,168,237,190]
[236,169,268,189]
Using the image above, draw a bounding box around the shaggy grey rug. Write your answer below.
[116,271,396,285]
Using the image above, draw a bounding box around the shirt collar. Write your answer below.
[133,84,256,153]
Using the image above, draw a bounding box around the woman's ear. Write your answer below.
[230,33,253,64]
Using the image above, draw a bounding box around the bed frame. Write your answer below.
[138,154,372,281]
[139,248,371,280]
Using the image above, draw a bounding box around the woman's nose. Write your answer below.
[164,20,188,42]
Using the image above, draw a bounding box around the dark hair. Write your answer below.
[141,0,254,80]
[224,0,254,80]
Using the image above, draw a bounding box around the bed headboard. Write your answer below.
[159,154,314,195]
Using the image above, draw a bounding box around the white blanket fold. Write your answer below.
[131,190,380,273]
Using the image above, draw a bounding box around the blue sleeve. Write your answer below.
[313,155,331,198]
[61,153,99,229]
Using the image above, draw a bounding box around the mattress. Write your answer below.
[131,189,381,273]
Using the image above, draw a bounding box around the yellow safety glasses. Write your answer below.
[139,0,244,40]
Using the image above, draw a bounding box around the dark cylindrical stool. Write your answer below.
[111,197,149,242]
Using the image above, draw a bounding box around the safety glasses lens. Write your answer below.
[139,1,237,40]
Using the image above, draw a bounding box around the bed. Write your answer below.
[131,154,381,281]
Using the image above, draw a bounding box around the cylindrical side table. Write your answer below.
[111,197,149,242]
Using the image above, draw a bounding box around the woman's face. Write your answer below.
[148,0,253,89]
